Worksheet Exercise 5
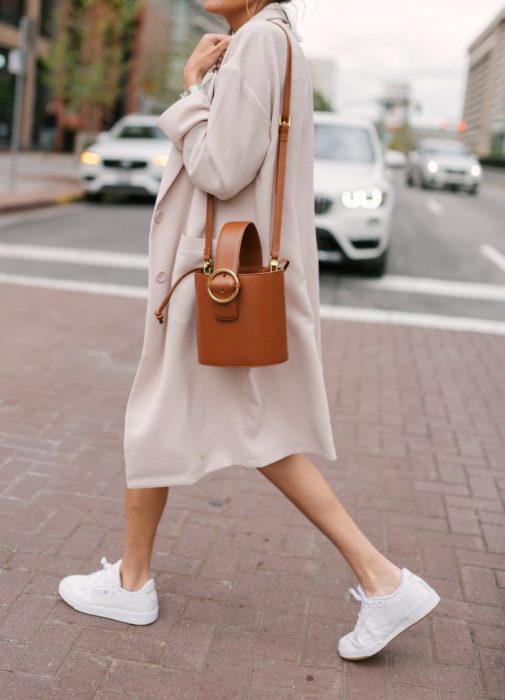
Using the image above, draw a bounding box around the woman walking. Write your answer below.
[58,0,440,661]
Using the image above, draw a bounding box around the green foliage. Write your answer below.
[314,90,332,112]
[43,0,141,129]
[387,124,414,153]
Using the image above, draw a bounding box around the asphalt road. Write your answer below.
[0,171,504,324]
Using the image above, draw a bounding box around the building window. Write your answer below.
[0,1,24,27]
[40,0,57,37]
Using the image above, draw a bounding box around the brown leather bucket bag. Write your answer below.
[155,20,293,367]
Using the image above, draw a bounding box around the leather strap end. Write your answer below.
[154,309,165,324]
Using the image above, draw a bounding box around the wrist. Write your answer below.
[183,70,204,90]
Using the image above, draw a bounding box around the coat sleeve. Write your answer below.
[157,22,287,200]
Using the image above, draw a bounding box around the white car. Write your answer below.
[79,114,171,200]
[314,111,395,276]
[405,138,482,194]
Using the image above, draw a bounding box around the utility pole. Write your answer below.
[8,15,36,191]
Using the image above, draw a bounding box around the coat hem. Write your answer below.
[125,441,338,488]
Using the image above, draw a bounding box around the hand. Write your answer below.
[183,33,231,88]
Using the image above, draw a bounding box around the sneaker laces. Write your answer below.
[348,585,373,630]
[88,556,119,588]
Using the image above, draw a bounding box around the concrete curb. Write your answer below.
[0,188,84,214]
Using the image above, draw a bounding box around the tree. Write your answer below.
[313,90,332,112]
[43,0,142,132]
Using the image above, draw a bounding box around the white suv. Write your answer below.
[314,112,395,276]
[406,138,482,194]
[79,115,172,200]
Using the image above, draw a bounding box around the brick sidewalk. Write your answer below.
[0,153,83,213]
[0,283,504,699]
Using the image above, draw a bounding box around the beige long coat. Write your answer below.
[123,3,337,487]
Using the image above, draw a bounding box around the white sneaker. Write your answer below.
[58,556,158,625]
[337,566,440,660]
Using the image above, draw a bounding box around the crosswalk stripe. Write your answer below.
[1,272,504,336]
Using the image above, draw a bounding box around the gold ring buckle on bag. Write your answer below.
[207,268,240,304]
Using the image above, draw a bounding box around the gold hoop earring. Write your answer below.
[245,0,253,18]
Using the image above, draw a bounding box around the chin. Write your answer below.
[203,0,225,13]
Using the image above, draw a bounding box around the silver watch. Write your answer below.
[179,83,207,99]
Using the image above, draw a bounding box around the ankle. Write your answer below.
[358,561,403,598]
[119,562,150,592]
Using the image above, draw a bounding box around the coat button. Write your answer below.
[155,270,166,283]
[154,209,163,223]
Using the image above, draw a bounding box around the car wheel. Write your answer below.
[406,172,415,187]
[468,184,479,195]
[85,191,102,203]
[355,250,388,277]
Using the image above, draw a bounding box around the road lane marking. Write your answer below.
[358,274,505,302]
[0,244,504,304]
[425,198,444,215]
[481,245,505,275]
[0,272,147,299]
[1,272,504,336]
[319,304,505,335]
[0,243,148,269]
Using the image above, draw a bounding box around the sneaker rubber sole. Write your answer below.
[58,579,159,625]
[338,586,440,660]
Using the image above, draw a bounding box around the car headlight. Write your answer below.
[152,154,169,167]
[471,164,481,177]
[427,160,439,174]
[80,151,101,166]
[341,187,384,210]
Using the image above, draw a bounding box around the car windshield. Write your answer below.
[315,124,375,162]
[114,125,167,140]
[420,141,470,157]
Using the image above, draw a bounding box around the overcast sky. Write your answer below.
[290,0,504,125]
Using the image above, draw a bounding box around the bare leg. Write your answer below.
[257,454,402,598]
[120,486,169,591]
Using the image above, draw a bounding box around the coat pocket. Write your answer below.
[168,234,205,324]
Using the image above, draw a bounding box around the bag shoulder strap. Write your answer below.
[204,19,293,271]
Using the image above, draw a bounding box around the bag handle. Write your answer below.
[203,20,293,273]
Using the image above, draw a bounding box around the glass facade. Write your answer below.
[0,1,24,26]
[0,47,15,146]
[40,0,57,37]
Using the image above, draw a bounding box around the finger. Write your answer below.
[210,38,230,55]
[206,33,231,46]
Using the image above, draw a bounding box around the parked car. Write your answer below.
[314,111,395,276]
[79,114,171,200]
[384,149,407,169]
[405,138,482,194]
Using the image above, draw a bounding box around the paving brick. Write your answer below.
[49,651,111,699]
[250,657,344,697]
[461,566,504,607]
[432,617,475,667]
[0,639,24,671]
[199,649,253,700]
[481,523,505,554]
[15,620,81,677]
[1,283,505,697]
[104,659,201,699]
[161,619,214,671]
[392,683,438,699]
[478,647,505,699]
[471,623,505,650]
[75,627,164,664]
[0,593,56,644]
[390,656,483,695]
[0,669,51,699]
